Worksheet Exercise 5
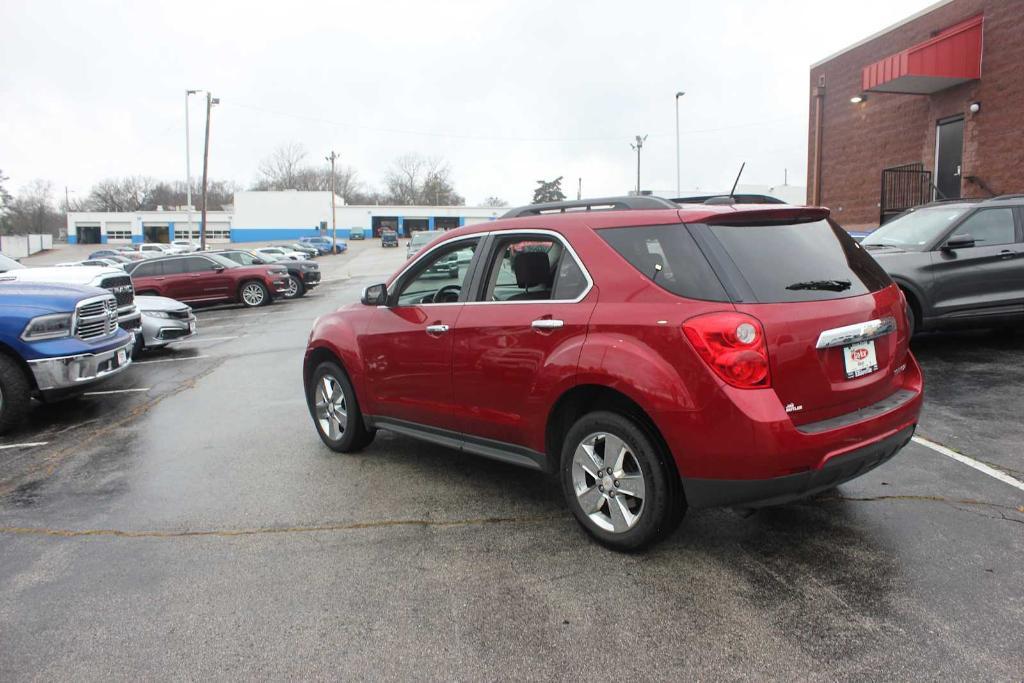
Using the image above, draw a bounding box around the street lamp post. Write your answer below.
[326,151,339,252]
[675,91,685,197]
[199,92,219,252]
[630,134,648,195]
[185,89,202,241]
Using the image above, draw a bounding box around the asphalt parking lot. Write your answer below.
[0,255,1022,679]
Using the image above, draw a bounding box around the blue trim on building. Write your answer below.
[229,227,324,243]
[100,234,108,244]
[131,234,144,244]
[397,217,405,237]
[168,222,175,240]
[68,235,78,244]
[428,216,435,230]
[458,217,465,227]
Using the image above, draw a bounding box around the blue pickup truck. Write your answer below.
[0,282,135,433]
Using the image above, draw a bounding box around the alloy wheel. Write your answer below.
[315,374,347,440]
[242,283,266,306]
[570,432,646,533]
[284,277,299,299]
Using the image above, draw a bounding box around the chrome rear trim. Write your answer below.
[815,316,896,349]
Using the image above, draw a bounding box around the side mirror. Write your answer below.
[942,234,975,251]
[361,283,388,306]
[253,258,266,265]
[213,266,225,273]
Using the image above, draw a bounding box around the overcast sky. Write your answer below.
[1,0,934,206]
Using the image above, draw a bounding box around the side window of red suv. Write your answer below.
[394,238,479,306]
[481,234,589,302]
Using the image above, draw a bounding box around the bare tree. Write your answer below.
[253,142,309,190]
[383,154,464,206]
[5,179,64,235]
[482,196,508,207]
[88,176,156,212]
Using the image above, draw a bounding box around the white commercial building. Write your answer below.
[66,209,232,245]
[67,191,504,245]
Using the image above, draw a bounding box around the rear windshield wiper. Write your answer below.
[785,279,851,292]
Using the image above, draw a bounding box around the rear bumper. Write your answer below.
[684,424,915,509]
[29,335,134,394]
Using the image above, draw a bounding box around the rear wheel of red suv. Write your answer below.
[560,411,683,551]
[308,361,375,452]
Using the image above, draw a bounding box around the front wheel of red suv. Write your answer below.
[560,411,684,551]
[308,361,375,453]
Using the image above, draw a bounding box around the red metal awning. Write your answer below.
[862,15,983,95]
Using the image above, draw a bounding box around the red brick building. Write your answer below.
[807,0,1024,231]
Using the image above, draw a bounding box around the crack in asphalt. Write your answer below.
[0,513,563,540]
[0,358,227,497]
[821,493,1024,524]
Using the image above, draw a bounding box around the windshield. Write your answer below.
[205,253,239,269]
[410,232,439,246]
[862,206,970,249]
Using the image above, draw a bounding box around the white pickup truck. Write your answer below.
[0,260,142,335]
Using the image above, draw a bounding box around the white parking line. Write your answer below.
[134,355,212,365]
[913,435,1024,493]
[82,388,151,396]
[0,442,48,451]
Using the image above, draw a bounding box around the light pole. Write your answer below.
[675,91,685,197]
[185,89,202,240]
[199,92,219,252]
[630,134,648,195]
[325,151,339,252]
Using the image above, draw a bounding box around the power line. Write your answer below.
[222,101,799,144]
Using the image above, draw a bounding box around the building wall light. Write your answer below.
[850,94,867,104]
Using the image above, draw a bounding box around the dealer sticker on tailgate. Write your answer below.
[844,340,878,379]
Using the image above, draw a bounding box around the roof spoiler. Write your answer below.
[703,206,830,226]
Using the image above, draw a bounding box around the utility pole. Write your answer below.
[64,186,71,213]
[675,91,685,196]
[199,92,218,252]
[577,177,582,200]
[185,89,201,240]
[326,151,338,252]
[630,134,648,195]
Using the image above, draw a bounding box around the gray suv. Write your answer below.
[862,195,1024,334]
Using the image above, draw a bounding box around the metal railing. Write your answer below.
[879,163,933,225]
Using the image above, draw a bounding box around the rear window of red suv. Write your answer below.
[600,219,891,303]
[705,219,891,303]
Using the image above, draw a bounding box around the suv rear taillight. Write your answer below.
[683,312,771,389]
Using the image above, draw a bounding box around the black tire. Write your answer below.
[239,280,270,308]
[560,411,684,551]
[283,275,305,300]
[0,355,32,435]
[307,361,375,452]
[901,289,919,338]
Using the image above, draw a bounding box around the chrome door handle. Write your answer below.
[531,319,564,330]
[425,324,449,335]
[999,250,1014,260]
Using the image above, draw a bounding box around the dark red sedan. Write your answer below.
[126,253,289,307]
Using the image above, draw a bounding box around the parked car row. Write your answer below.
[0,240,334,433]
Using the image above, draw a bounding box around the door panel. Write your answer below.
[452,231,596,448]
[361,305,463,430]
[452,300,595,447]
[935,118,963,200]
[930,208,1024,318]
[361,236,481,430]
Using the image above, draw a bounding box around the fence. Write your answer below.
[0,234,54,259]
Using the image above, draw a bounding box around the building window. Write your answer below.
[105,230,133,241]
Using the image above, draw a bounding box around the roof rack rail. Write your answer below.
[985,194,1024,202]
[500,195,677,219]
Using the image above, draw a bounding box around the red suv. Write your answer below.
[127,253,289,307]
[303,197,923,550]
